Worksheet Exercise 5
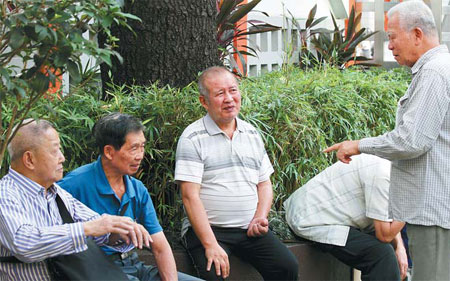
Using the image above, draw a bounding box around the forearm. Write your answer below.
[152,234,178,281]
[253,180,273,220]
[374,220,405,242]
[183,194,218,248]
[392,232,405,251]
[11,223,88,262]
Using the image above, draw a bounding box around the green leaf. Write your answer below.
[67,60,81,83]
[46,7,56,20]
[30,71,50,93]
[9,28,25,49]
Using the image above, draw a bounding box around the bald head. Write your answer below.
[198,66,238,100]
[7,119,54,163]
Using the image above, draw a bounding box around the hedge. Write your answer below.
[1,66,410,241]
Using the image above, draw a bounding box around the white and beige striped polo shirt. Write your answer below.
[175,114,274,235]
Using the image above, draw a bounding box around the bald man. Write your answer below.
[0,119,151,281]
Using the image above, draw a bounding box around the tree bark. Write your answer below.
[100,0,221,97]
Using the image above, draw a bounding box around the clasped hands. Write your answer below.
[84,214,152,249]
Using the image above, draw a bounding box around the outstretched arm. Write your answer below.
[323,140,361,163]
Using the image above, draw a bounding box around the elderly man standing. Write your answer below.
[175,66,299,280]
[58,113,200,281]
[0,119,150,280]
[324,2,450,280]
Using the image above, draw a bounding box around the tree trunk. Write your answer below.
[100,0,221,97]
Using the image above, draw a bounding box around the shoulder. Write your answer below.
[59,162,96,187]
[423,52,450,78]
[0,176,20,200]
[180,117,207,140]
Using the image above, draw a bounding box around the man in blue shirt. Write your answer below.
[59,113,200,281]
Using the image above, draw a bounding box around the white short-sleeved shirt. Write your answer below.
[284,154,391,246]
[175,114,274,235]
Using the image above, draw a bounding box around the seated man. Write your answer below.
[58,113,199,281]
[0,119,150,280]
[284,154,408,281]
[175,66,299,280]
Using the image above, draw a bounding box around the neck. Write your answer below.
[217,119,237,139]
[100,156,126,199]
[11,163,52,190]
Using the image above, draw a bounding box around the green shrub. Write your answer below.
[1,67,410,242]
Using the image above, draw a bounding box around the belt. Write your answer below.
[108,249,137,261]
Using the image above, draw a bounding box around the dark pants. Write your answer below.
[315,227,400,281]
[184,227,299,281]
[110,251,201,281]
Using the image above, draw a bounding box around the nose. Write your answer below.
[136,147,145,160]
[224,91,233,102]
[388,41,393,50]
[59,149,65,163]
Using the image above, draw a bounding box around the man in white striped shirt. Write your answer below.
[0,119,151,281]
[175,66,298,281]
[325,2,450,280]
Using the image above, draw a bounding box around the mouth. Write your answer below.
[130,164,140,170]
[223,105,235,112]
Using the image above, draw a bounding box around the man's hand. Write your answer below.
[247,217,269,237]
[395,245,408,280]
[205,243,229,278]
[83,214,152,248]
[323,140,361,163]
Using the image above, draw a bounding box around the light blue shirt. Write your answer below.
[0,168,106,281]
[58,157,163,255]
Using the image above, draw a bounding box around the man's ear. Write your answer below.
[199,95,209,111]
[22,151,35,170]
[103,145,115,160]
[413,27,424,45]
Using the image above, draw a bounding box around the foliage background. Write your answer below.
[1,67,410,242]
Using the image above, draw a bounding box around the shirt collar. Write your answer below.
[94,156,136,200]
[7,168,48,198]
[411,45,449,74]
[203,113,244,136]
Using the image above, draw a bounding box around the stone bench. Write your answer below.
[138,240,351,280]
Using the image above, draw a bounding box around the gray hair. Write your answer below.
[7,119,54,162]
[198,66,237,100]
[387,1,438,38]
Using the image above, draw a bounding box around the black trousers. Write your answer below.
[315,227,400,281]
[184,227,299,281]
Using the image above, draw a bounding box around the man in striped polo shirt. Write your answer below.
[175,66,298,281]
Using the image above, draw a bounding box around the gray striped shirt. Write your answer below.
[0,169,107,281]
[175,114,274,235]
[359,45,450,229]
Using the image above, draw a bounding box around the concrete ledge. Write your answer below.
[138,240,351,280]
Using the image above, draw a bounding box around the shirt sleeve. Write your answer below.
[257,133,274,183]
[362,162,391,222]
[174,136,204,184]
[359,69,450,160]
[0,189,89,263]
[59,187,109,246]
[136,183,163,235]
